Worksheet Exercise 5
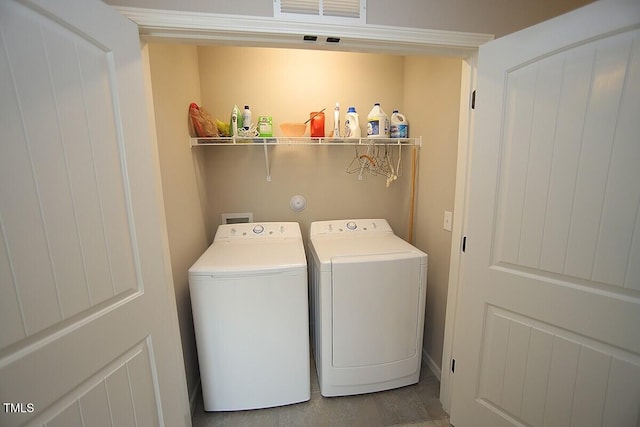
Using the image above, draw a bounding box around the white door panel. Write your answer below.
[1,1,137,341]
[494,27,640,290]
[451,1,640,426]
[0,1,189,426]
[477,305,640,427]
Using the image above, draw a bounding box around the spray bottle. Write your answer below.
[333,102,340,138]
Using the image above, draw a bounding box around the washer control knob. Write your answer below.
[346,221,357,230]
[252,224,264,234]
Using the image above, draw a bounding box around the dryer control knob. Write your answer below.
[253,224,264,234]
[346,221,357,230]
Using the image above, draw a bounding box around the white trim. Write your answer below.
[439,53,477,413]
[112,7,493,56]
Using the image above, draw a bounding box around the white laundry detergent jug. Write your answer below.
[390,110,408,138]
[344,106,361,138]
[367,103,389,138]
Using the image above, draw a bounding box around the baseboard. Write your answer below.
[189,379,201,416]
[422,349,442,382]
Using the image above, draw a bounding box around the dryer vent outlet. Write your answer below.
[221,213,254,224]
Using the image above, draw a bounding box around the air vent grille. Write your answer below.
[280,0,319,15]
[323,0,361,18]
[275,0,365,23]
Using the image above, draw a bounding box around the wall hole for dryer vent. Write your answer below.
[222,213,254,224]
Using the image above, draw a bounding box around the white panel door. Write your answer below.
[0,1,190,426]
[450,1,640,426]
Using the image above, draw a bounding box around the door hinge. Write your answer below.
[471,90,476,109]
[462,235,467,253]
[451,358,456,373]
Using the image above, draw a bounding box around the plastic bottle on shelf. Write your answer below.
[344,106,361,138]
[367,103,389,138]
[390,110,408,138]
[230,105,240,137]
[242,105,252,130]
[333,102,340,137]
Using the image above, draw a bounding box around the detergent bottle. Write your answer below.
[344,106,361,138]
[390,110,408,138]
[367,103,389,138]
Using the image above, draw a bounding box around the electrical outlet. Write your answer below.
[444,211,453,232]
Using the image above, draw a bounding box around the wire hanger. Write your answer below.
[346,143,376,179]
[345,143,403,187]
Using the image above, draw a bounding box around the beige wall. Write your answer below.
[367,0,594,38]
[197,46,415,240]
[405,57,462,372]
[197,47,404,139]
[147,44,209,404]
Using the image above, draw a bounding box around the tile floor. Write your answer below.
[192,357,451,427]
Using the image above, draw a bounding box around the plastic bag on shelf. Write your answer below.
[189,102,219,137]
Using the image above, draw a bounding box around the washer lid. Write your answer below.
[190,222,306,275]
[189,238,306,275]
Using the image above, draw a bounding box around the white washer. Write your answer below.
[189,222,310,411]
[307,219,428,397]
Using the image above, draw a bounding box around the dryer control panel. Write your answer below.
[309,219,393,236]
[214,222,302,241]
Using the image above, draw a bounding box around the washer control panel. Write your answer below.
[309,219,393,236]
[214,222,301,241]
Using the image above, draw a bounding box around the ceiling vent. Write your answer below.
[274,0,365,24]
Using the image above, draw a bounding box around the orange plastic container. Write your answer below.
[310,112,325,137]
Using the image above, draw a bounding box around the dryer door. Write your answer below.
[331,252,423,368]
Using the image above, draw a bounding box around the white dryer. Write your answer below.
[307,219,427,397]
[189,222,310,411]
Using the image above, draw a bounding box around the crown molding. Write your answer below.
[113,6,493,56]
